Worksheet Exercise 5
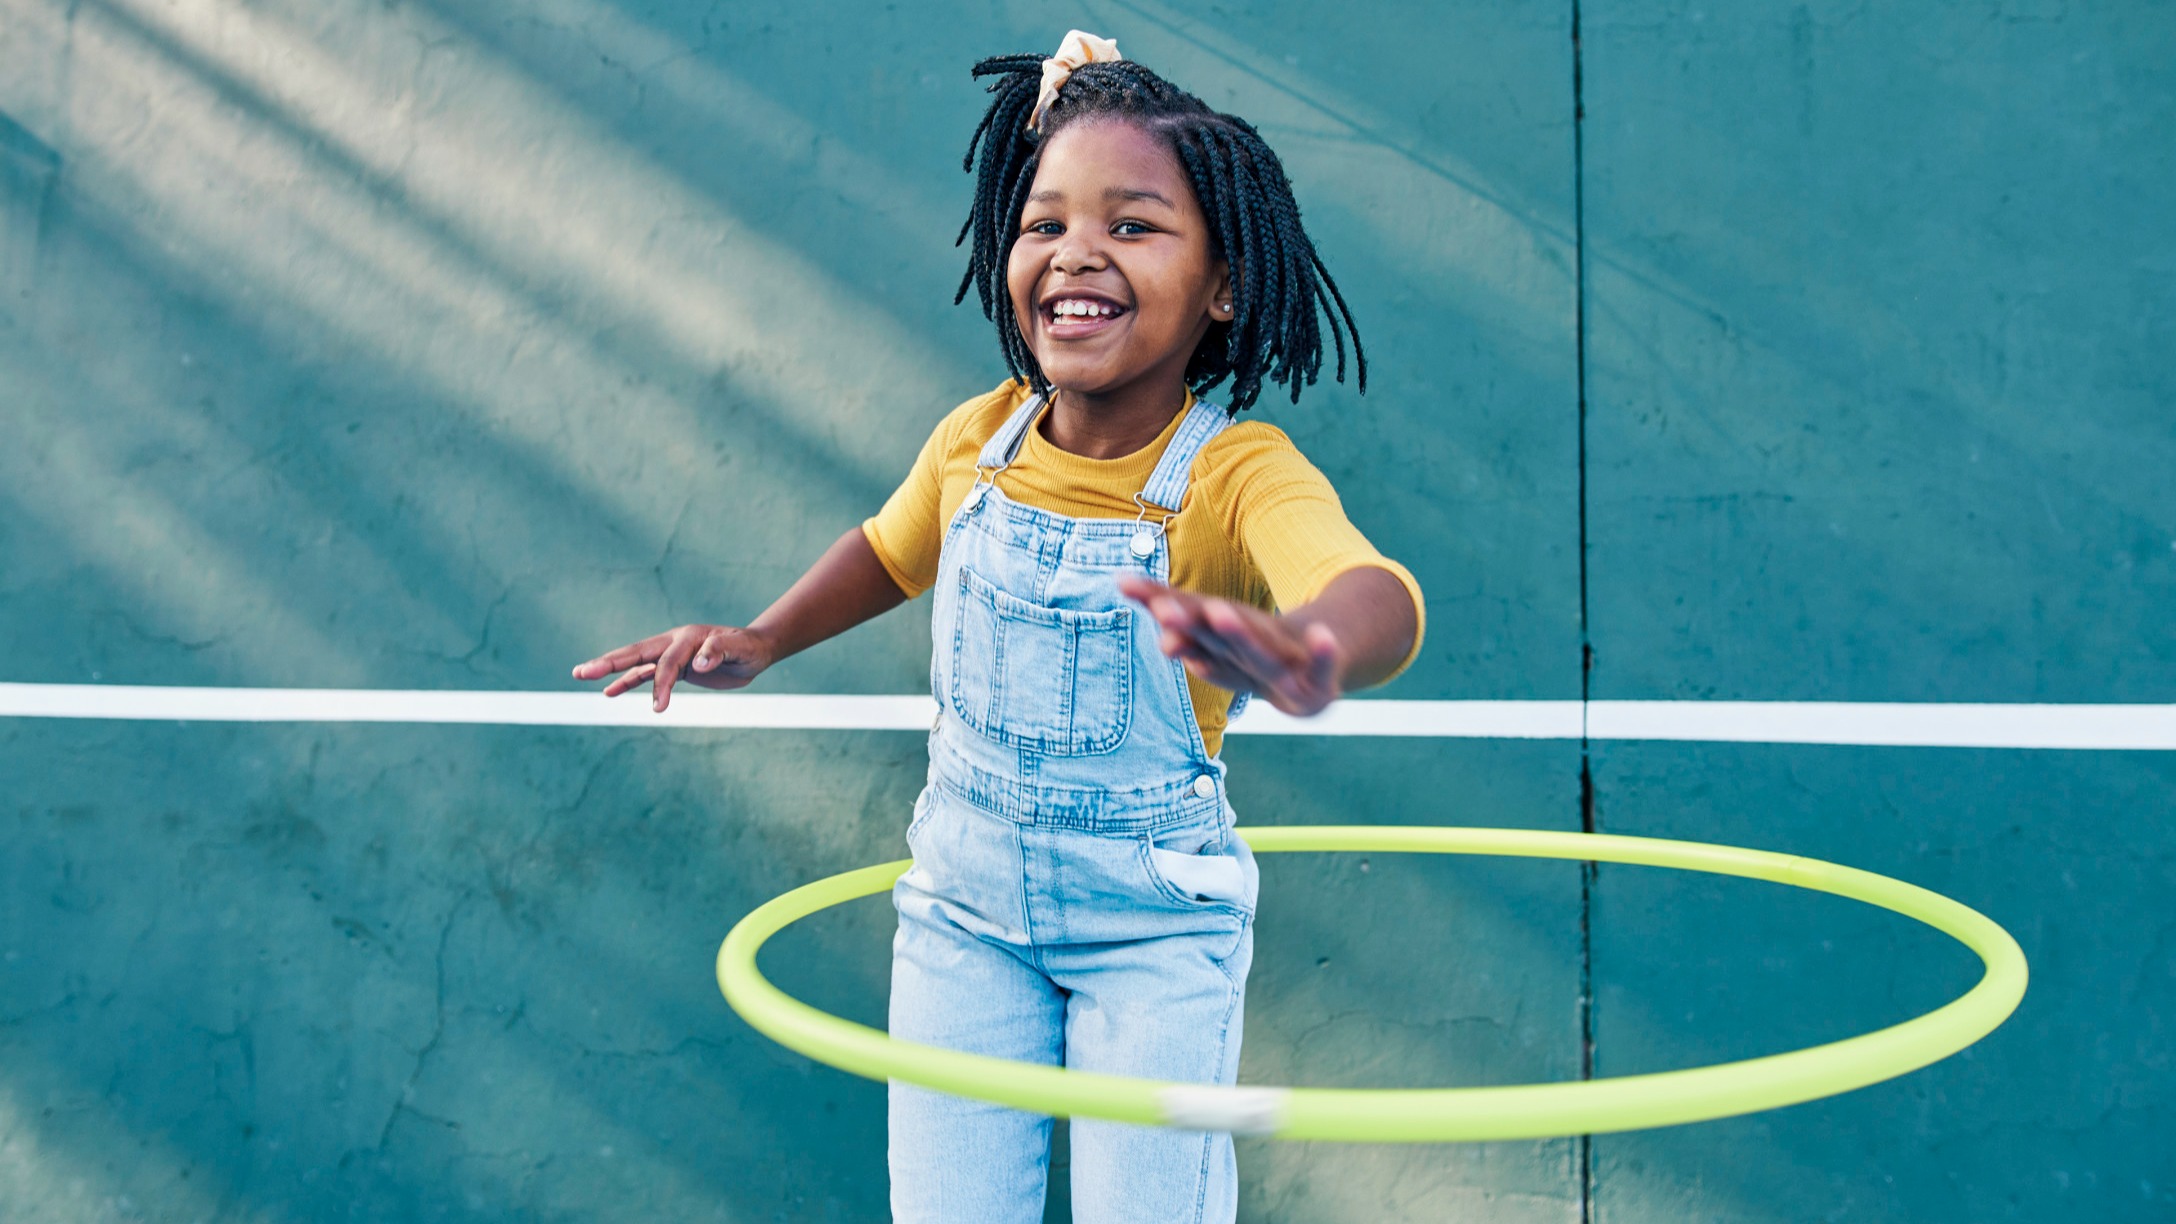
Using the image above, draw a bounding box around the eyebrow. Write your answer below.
[1026,186,1177,208]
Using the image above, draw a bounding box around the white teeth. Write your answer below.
[1052,300,1118,318]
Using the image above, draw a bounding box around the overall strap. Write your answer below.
[973,390,1050,472]
[1138,397,1234,513]
[1135,396,1249,725]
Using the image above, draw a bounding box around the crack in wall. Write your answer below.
[374,888,473,1153]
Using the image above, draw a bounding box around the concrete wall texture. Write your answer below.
[0,0,2168,1220]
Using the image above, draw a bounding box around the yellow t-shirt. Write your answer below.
[863,379,1426,755]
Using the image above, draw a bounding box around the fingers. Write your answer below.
[1270,622,1349,710]
[1291,623,1345,715]
[1190,605,1342,716]
[1199,601,1309,679]
[1168,606,1262,688]
[1303,622,1342,690]
[1243,623,1340,717]
[690,627,746,674]
[575,627,700,708]
[650,627,704,712]
[1142,594,1250,689]
[1120,579,1344,715]
[601,662,657,698]
[691,630,722,673]
[1120,577,1209,650]
[1133,586,1268,673]
[1173,639,1256,694]
[571,632,671,682]
[579,623,773,711]
[1116,575,1171,605]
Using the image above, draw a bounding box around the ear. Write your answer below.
[1208,258,1234,322]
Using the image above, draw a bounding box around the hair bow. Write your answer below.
[1027,29,1123,136]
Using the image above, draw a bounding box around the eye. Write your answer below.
[1025,220,1062,236]
[1113,220,1153,235]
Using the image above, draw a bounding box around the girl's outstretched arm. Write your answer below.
[573,526,908,712]
[1117,566,1419,717]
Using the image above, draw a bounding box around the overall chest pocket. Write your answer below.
[949,565,1134,756]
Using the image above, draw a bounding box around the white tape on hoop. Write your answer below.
[1155,1085,1293,1135]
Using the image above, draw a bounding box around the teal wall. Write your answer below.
[0,0,2166,1220]
[1580,6,2174,1220]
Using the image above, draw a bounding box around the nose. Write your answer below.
[1049,227,1107,275]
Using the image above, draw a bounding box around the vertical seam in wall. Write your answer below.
[1571,1,1596,1222]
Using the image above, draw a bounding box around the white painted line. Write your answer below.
[1230,699,1584,738]
[0,684,2169,749]
[0,684,940,730]
[1586,700,2176,751]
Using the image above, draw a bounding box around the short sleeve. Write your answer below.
[1208,427,1428,682]
[861,415,954,599]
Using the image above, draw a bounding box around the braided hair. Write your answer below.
[954,53,1366,413]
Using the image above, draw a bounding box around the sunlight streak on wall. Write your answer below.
[17,0,976,547]
[1097,0,1576,365]
[0,353,355,680]
[0,1082,241,1222]
[101,0,973,484]
[495,0,961,244]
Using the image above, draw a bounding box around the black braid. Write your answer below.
[1190,127,1255,393]
[1217,125,1286,404]
[954,55,1045,311]
[954,53,1366,413]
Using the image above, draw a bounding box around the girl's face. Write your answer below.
[1007,119,1230,403]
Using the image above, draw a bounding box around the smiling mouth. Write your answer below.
[1042,304,1130,338]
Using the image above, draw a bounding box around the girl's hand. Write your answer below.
[1116,577,1343,717]
[572,624,774,712]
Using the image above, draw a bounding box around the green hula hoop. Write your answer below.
[715,826,2027,1142]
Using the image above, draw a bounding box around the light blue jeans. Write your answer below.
[888,775,1259,1223]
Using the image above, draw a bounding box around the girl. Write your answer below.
[574,31,1424,1224]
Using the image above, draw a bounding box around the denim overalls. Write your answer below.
[888,391,1261,1224]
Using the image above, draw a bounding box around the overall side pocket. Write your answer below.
[1141,820,1254,914]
